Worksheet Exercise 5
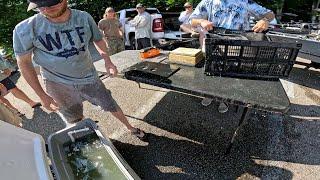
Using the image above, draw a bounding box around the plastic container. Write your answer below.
[139,47,160,59]
[204,32,302,80]
[0,121,53,180]
[48,119,140,180]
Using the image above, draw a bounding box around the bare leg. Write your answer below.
[110,109,135,131]
[110,109,145,138]
[9,87,38,107]
[0,96,19,112]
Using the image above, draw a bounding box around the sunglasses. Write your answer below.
[185,6,192,8]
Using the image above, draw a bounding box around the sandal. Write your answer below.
[31,102,42,108]
[131,128,146,140]
[16,111,25,117]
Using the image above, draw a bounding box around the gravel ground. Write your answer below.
[4,56,320,179]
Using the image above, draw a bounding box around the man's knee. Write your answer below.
[57,110,84,124]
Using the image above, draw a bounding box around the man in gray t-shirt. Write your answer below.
[13,0,145,138]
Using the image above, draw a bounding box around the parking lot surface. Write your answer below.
[5,56,320,179]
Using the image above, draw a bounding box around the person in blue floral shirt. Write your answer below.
[189,0,275,112]
[190,0,275,32]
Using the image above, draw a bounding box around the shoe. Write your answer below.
[310,62,320,69]
[191,32,200,38]
[16,111,25,117]
[131,128,146,140]
[201,98,213,106]
[218,102,229,113]
[31,102,42,108]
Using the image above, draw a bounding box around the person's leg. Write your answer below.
[0,96,19,112]
[45,80,84,124]
[136,38,143,50]
[107,39,118,56]
[141,38,151,49]
[9,87,39,108]
[116,38,125,54]
[79,79,145,137]
[1,78,39,108]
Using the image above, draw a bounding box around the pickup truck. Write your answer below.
[117,8,165,49]
[117,8,198,50]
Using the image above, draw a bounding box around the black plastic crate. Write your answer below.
[204,34,302,80]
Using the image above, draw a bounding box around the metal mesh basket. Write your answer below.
[204,34,301,80]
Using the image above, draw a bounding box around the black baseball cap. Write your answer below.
[27,0,62,11]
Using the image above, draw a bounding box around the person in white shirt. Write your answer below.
[179,2,200,38]
[129,3,152,50]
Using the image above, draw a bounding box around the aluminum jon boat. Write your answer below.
[267,31,320,63]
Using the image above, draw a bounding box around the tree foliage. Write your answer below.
[0,0,33,55]
[0,0,318,56]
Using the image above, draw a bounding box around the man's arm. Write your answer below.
[252,11,275,32]
[261,11,275,22]
[135,15,149,28]
[93,39,118,76]
[191,19,214,31]
[16,53,58,111]
[129,16,139,27]
[118,22,124,37]
[248,1,275,32]
[189,0,213,30]
[0,83,8,96]
[119,28,124,37]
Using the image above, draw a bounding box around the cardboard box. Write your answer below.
[169,47,204,66]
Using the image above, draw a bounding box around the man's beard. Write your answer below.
[43,3,68,18]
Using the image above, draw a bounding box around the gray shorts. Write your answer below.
[45,79,120,123]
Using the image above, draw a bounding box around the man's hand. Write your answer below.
[39,94,59,111]
[0,83,8,96]
[105,62,118,77]
[252,19,269,33]
[200,20,214,31]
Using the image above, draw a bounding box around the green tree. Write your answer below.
[1,0,318,56]
[0,0,33,56]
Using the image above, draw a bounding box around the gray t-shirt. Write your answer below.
[13,9,103,85]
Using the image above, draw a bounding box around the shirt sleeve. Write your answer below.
[189,0,209,21]
[136,14,149,28]
[87,13,103,42]
[178,11,187,22]
[247,0,272,19]
[129,16,139,27]
[13,23,34,57]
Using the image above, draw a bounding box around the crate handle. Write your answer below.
[67,127,90,142]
